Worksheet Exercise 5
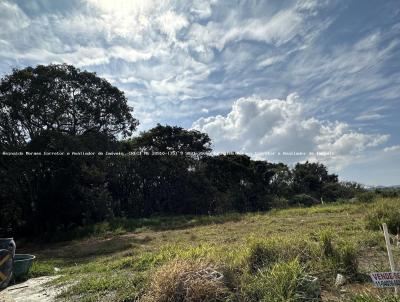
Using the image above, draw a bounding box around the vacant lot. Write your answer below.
[17,198,400,301]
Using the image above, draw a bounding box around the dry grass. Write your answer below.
[142,259,232,302]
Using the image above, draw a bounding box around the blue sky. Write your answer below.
[1,0,399,185]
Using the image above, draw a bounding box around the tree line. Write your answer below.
[0,64,363,238]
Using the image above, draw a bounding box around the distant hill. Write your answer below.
[365,185,400,190]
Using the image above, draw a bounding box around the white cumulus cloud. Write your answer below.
[192,94,389,170]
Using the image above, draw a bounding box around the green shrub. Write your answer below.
[242,259,320,302]
[365,198,400,234]
[357,191,377,203]
[375,189,400,199]
[247,240,280,272]
[321,182,342,202]
[289,194,320,207]
[270,196,289,209]
[246,236,319,273]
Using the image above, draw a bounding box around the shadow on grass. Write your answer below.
[54,212,244,242]
[17,236,149,279]
[27,236,151,260]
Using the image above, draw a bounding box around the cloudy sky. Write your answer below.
[1,0,399,185]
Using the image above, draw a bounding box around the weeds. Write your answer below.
[318,229,335,257]
[338,243,358,277]
[241,259,320,302]
[365,198,400,234]
[349,292,400,302]
[317,229,359,279]
[246,236,319,273]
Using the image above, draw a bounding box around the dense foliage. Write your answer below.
[0,64,138,149]
[0,64,364,238]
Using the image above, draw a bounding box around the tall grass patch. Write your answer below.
[365,198,400,234]
[129,244,217,271]
[241,259,320,302]
[316,229,359,279]
[318,229,335,257]
[246,236,320,273]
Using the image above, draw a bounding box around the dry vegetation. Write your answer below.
[19,197,400,302]
[142,259,230,302]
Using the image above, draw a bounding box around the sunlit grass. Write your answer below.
[25,198,400,301]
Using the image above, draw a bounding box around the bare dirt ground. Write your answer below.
[0,276,63,302]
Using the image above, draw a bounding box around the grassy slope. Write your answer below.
[20,198,400,302]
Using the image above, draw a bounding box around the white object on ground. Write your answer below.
[335,273,346,287]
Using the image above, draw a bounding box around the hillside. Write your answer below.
[8,198,400,301]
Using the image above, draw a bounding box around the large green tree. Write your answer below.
[129,124,211,153]
[111,125,213,216]
[0,64,138,149]
[292,161,338,198]
[0,64,138,237]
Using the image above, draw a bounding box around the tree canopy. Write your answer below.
[0,64,138,149]
[129,124,212,153]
